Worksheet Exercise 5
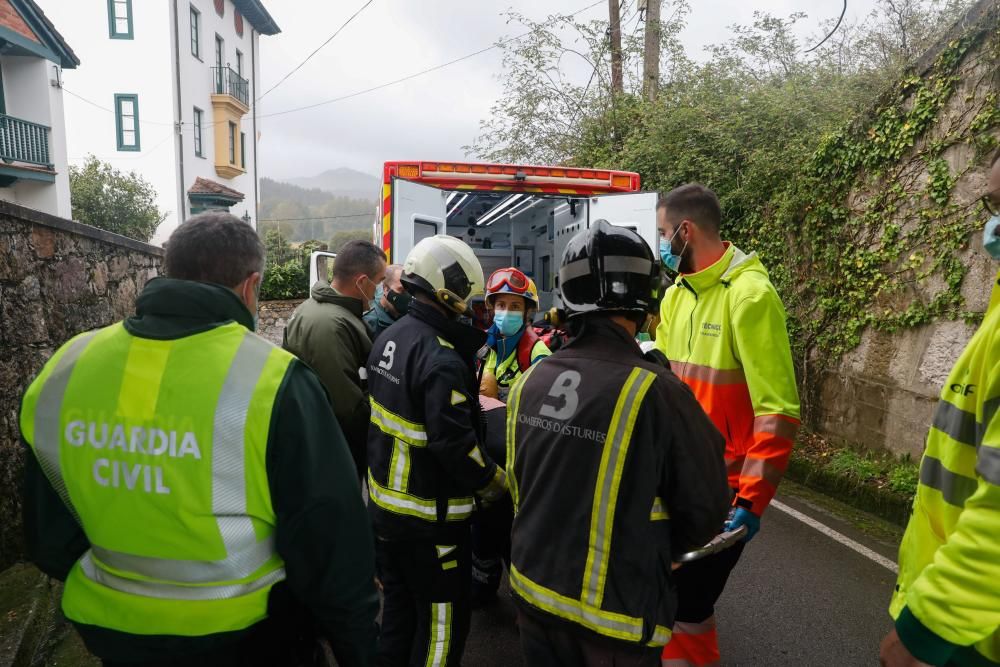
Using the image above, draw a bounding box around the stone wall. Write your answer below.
[0,201,162,569]
[815,0,1000,457]
[257,299,303,347]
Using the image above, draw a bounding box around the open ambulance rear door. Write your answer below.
[588,192,659,253]
[391,178,447,261]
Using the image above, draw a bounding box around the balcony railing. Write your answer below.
[212,66,249,107]
[0,114,51,167]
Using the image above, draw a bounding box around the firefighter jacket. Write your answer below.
[653,243,801,516]
[366,300,505,542]
[507,318,730,647]
[888,273,1000,666]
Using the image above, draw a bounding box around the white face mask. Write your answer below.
[356,275,377,309]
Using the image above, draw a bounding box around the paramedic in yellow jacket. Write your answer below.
[879,150,1000,667]
[653,183,801,666]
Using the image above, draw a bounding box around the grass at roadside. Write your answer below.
[786,432,918,527]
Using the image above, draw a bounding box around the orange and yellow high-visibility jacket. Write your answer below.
[653,244,800,515]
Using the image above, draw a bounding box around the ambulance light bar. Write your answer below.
[392,162,639,190]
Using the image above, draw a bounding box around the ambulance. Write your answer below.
[311,160,658,311]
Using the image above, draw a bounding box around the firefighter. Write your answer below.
[480,268,551,400]
[879,150,1000,667]
[507,220,730,666]
[20,212,378,666]
[653,183,801,666]
[366,235,508,667]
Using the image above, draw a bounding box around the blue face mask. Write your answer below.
[493,310,524,337]
[984,215,1000,260]
[659,225,686,273]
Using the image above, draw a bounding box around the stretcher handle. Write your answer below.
[676,525,748,563]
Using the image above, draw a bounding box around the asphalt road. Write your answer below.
[463,485,902,666]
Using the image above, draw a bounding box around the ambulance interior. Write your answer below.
[391,179,658,314]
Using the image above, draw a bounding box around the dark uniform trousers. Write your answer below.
[672,537,746,625]
[375,535,472,667]
[518,612,661,667]
[470,404,511,605]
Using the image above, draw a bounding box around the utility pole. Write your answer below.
[643,0,661,101]
[608,0,624,95]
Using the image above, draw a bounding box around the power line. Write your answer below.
[258,0,606,120]
[258,0,375,101]
[63,88,177,127]
[63,1,606,130]
[805,0,848,53]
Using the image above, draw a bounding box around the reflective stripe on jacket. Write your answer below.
[19,321,293,637]
[484,337,551,395]
[365,301,502,541]
[508,319,729,647]
[653,243,800,515]
[889,274,1000,666]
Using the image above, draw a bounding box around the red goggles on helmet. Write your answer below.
[487,268,530,294]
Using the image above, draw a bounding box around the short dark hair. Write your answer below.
[164,212,264,287]
[333,240,387,281]
[657,183,722,233]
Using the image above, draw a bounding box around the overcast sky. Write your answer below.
[257,0,881,181]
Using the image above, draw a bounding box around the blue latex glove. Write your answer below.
[724,507,760,542]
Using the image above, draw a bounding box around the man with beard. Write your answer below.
[364,264,411,339]
[653,183,801,666]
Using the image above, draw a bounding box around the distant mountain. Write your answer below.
[260,176,375,243]
[287,168,380,202]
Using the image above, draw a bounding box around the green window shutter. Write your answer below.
[114,94,140,151]
[190,6,200,58]
[193,107,203,157]
[240,132,245,169]
[108,0,133,39]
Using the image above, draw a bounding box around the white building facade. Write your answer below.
[0,0,78,218]
[45,0,279,241]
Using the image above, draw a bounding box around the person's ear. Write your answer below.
[240,272,261,307]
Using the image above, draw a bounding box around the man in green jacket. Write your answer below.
[284,240,387,480]
[21,212,378,666]
[364,264,410,339]
[880,150,1000,667]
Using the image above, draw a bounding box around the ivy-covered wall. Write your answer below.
[763,1,1000,456]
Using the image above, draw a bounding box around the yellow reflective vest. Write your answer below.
[889,273,1000,666]
[20,321,293,637]
[484,337,551,394]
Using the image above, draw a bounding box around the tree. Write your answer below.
[608,0,624,95]
[329,228,374,253]
[69,155,167,242]
[259,227,309,300]
[642,0,661,101]
[467,2,688,164]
